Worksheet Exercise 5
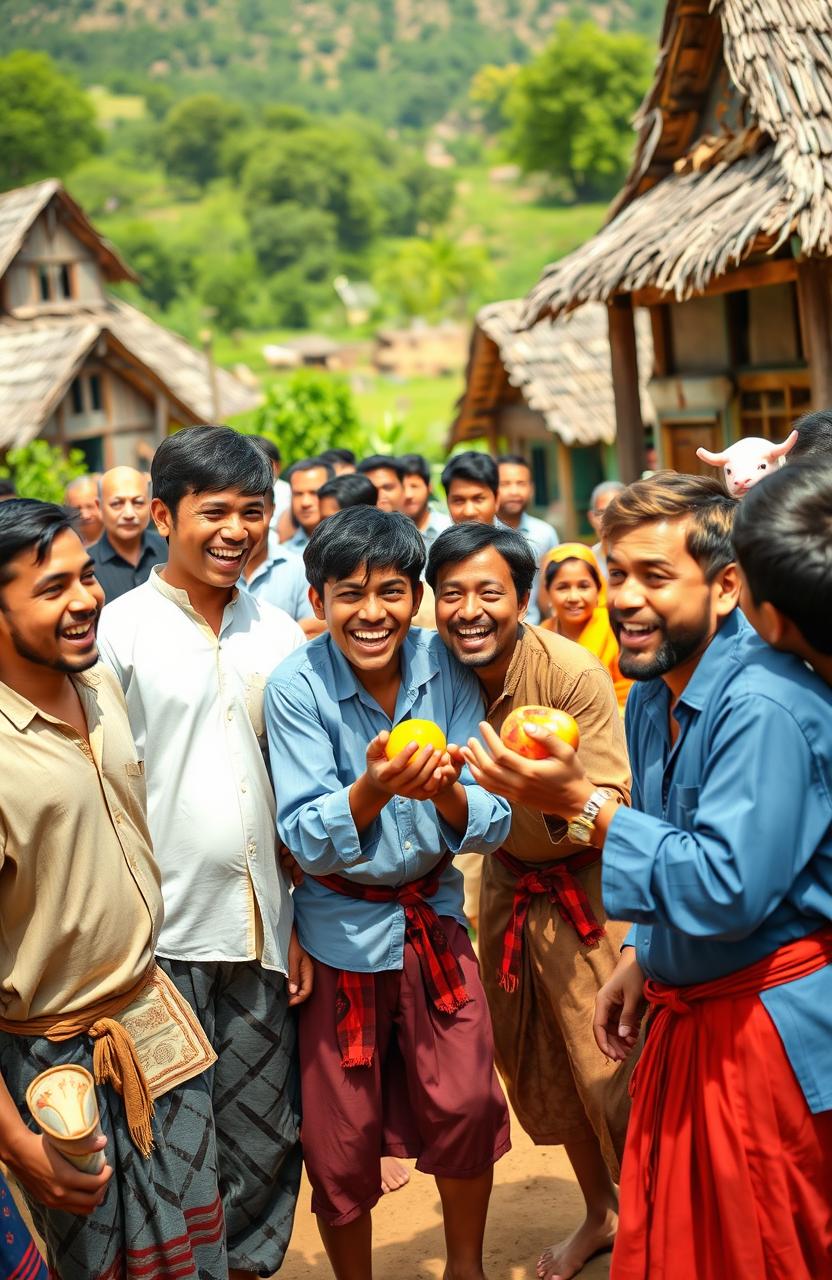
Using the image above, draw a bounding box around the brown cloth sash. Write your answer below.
[310,853,470,1067]
[0,966,156,1157]
[494,846,605,992]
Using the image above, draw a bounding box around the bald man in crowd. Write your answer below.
[90,466,167,601]
[65,474,104,546]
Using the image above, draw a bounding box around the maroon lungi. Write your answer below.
[298,918,511,1225]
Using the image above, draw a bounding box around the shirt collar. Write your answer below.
[675,608,746,712]
[95,529,160,565]
[0,669,100,733]
[149,566,240,639]
[324,628,441,713]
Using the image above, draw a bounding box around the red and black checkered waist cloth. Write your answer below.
[493,845,605,992]
[310,852,469,1068]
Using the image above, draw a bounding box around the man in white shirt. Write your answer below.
[98,427,311,1280]
[497,454,559,623]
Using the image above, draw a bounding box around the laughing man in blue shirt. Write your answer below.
[462,472,832,1280]
[264,506,511,1280]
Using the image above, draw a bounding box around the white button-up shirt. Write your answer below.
[97,569,304,974]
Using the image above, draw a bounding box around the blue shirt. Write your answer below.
[603,609,832,1111]
[265,628,511,972]
[284,527,309,554]
[239,534,313,621]
[517,511,558,624]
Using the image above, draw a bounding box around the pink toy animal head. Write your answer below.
[695,431,798,497]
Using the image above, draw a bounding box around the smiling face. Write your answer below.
[0,528,104,674]
[547,559,599,634]
[311,563,422,677]
[152,487,267,596]
[291,466,329,535]
[434,545,526,671]
[606,518,730,681]
[446,477,498,526]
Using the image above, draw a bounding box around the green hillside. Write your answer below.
[3,0,664,126]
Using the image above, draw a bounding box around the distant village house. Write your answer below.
[0,179,259,471]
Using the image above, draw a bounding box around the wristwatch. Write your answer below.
[567,788,613,845]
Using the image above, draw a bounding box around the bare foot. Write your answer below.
[380,1156,410,1194]
[536,1208,617,1280]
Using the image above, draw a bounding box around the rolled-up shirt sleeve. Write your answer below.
[265,674,375,874]
[603,694,832,939]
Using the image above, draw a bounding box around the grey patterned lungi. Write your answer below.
[161,958,302,1277]
[0,1029,226,1280]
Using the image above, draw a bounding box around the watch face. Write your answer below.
[568,820,592,844]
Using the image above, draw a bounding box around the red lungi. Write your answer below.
[612,931,832,1280]
[298,919,511,1226]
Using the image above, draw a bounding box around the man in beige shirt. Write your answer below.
[428,521,634,1280]
[0,498,227,1279]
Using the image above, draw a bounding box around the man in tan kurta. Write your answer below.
[0,497,225,1280]
[427,520,634,1280]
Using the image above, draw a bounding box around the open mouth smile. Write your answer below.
[349,628,393,652]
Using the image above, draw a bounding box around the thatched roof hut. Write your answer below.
[521,0,832,480]
[0,180,259,466]
[452,300,654,448]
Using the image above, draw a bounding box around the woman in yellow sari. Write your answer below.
[540,542,632,713]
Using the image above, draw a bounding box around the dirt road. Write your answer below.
[278,1121,612,1280]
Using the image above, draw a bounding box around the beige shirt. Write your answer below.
[0,666,162,1020]
[486,624,631,863]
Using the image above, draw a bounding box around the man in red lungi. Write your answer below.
[463,472,832,1280]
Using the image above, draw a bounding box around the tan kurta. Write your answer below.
[0,665,162,1020]
[478,624,635,1173]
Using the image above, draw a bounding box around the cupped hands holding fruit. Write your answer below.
[366,718,463,803]
[461,704,595,819]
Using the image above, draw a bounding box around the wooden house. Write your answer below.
[373,322,468,379]
[450,300,654,537]
[522,0,832,481]
[0,179,259,471]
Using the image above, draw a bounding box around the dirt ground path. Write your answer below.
[277,1118,612,1280]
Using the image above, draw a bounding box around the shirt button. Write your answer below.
[115,813,123,825]
[241,784,247,794]
[403,840,412,850]
[227,707,233,721]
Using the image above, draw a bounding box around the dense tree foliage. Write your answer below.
[0,51,101,189]
[162,93,245,187]
[0,0,664,130]
[505,23,653,200]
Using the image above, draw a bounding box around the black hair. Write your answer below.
[285,456,336,483]
[733,460,832,655]
[790,409,832,461]
[0,499,76,589]
[544,555,602,592]
[357,454,406,480]
[317,473,379,510]
[398,453,431,484]
[497,453,531,472]
[151,426,272,518]
[320,447,357,468]
[440,451,499,496]
[248,434,281,466]
[0,479,16,498]
[425,521,535,601]
[304,506,425,596]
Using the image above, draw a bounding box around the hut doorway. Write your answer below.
[661,420,721,475]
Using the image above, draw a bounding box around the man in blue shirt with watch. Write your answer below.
[462,472,832,1280]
